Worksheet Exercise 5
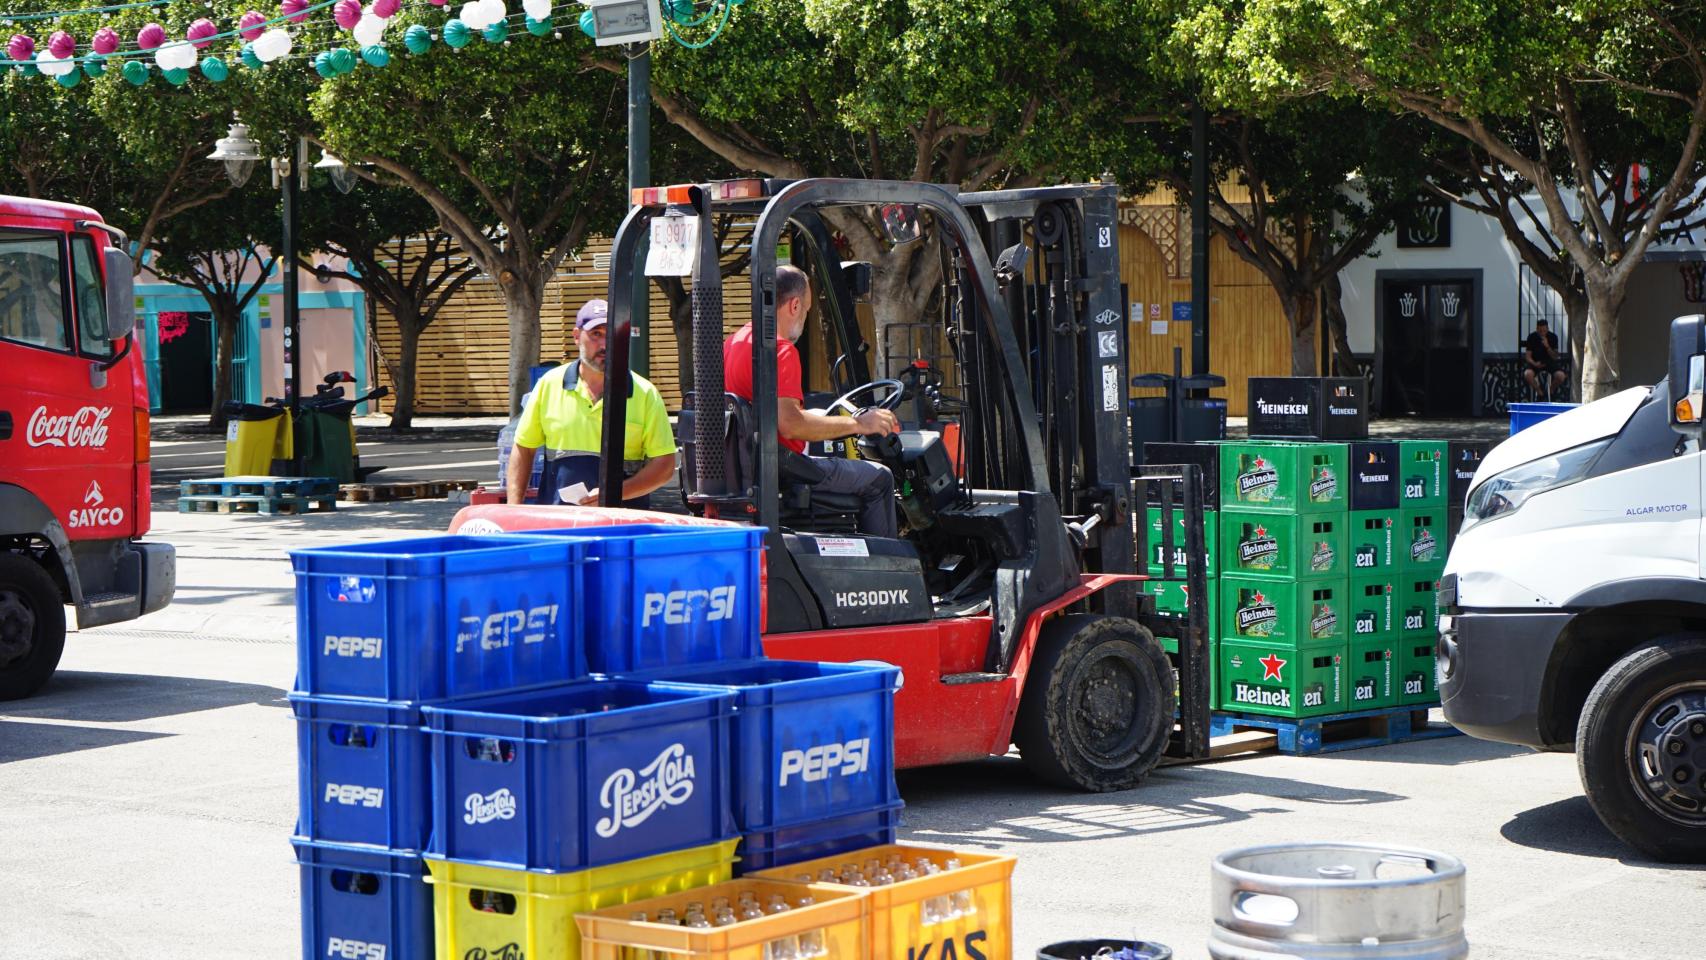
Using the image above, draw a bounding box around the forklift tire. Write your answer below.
[1014,614,1174,792]
[1577,635,1706,863]
[0,555,66,701]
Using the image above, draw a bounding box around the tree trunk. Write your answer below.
[208,301,238,430]
[867,247,936,378]
[1563,293,1589,403]
[1580,277,1627,402]
[656,276,694,397]
[1320,273,1361,378]
[1286,289,1319,376]
[392,316,422,432]
[500,271,546,415]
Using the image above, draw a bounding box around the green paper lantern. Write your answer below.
[525,15,550,35]
[162,67,188,86]
[443,19,471,47]
[122,60,148,85]
[579,8,595,37]
[240,42,262,69]
[200,56,228,82]
[82,57,105,78]
[667,0,694,25]
[482,19,507,42]
[361,44,389,67]
[329,48,356,74]
[56,69,80,88]
[313,51,336,77]
[21,62,39,76]
[403,24,431,54]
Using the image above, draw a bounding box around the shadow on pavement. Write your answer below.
[1313,733,1532,766]
[896,756,1405,846]
[0,721,171,763]
[1500,795,1706,870]
[2,670,288,724]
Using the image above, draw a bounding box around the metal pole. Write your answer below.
[281,144,301,422]
[627,45,651,377]
[1190,99,1210,378]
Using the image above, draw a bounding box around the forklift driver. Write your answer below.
[724,265,902,538]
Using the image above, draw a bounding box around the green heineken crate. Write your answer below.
[1221,510,1347,579]
[1348,509,1400,572]
[1348,635,1398,710]
[1398,573,1441,638]
[1398,440,1448,507]
[1399,636,1440,705]
[1399,508,1447,571]
[1348,574,1397,639]
[1219,442,1349,514]
[1145,507,1218,577]
[1222,575,1348,646]
[1146,577,1219,654]
[1218,637,1346,718]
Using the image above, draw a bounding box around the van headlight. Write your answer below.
[1462,438,1610,530]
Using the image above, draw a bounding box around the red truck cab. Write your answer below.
[0,196,175,699]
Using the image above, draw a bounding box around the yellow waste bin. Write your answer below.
[224,404,293,476]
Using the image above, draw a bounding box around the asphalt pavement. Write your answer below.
[4,416,1701,959]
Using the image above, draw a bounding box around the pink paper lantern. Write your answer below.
[186,18,217,48]
[372,0,401,18]
[333,0,362,29]
[47,30,75,59]
[7,34,35,63]
[136,22,166,51]
[91,26,120,55]
[238,11,268,40]
[281,0,310,22]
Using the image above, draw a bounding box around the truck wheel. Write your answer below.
[1577,635,1706,863]
[0,555,66,701]
[1015,614,1173,792]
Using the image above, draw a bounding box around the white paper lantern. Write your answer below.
[170,42,199,70]
[457,1,488,28]
[353,13,387,46]
[35,50,76,77]
[478,0,507,29]
[521,0,550,22]
[255,28,293,62]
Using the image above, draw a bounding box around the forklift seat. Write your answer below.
[674,393,866,531]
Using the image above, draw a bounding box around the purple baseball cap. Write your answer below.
[575,299,608,330]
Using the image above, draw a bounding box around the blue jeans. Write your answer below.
[811,456,896,538]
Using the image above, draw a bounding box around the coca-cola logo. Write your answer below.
[25,405,112,449]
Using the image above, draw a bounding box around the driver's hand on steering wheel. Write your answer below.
[854,409,901,436]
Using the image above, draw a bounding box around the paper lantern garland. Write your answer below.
[7,34,34,62]
[136,22,165,51]
[525,15,549,35]
[187,18,217,48]
[240,41,263,68]
[47,30,74,59]
[403,23,432,52]
[91,27,119,55]
[361,43,388,66]
[162,66,188,85]
[201,56,229,81]
[121,59,147,84]
[238,11,267,41]
[483,18,507,42]
[442,18,470,47]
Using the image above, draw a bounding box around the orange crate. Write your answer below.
[750,844,1016,960]
[576,880,869,960]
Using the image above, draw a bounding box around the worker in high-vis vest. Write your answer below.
[506,299,677,508]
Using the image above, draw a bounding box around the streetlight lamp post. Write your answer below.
[208,123,356,439]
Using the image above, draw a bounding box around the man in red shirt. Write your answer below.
[724,265,901,538]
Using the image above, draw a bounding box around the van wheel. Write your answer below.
[0,555,66,701]
[1015,615,1173,792]
[1578,635,1706,863]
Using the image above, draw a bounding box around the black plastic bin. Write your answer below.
[1038,939,1172,960]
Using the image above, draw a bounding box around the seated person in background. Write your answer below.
[723,265,901,538]
[1523,319,1567,399]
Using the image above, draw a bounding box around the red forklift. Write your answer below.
[459,178,1211,789]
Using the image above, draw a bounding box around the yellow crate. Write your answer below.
[576,879,869,960]
[426,839,739,960]
[750,843,1016,960]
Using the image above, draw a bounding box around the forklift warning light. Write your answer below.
[630,179,770,206]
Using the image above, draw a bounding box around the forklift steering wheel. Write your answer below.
[825,379,906,418]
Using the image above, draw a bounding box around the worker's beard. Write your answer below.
[582,352,604,373]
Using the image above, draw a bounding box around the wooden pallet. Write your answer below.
[177,494,338,516]
[180,476,339,499]
[338,480,454,502]
[1207,704,1460,757]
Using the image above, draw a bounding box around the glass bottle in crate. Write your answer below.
[944,858,974,918]
[764,895,799,960]
[738,894,765,922]
[627,912,652,960]
[795,895,826,959]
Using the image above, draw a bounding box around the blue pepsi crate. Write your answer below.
[648,659,900,835]
[505,524,764,674]
[292,693,430,851]
[421,679,738,873]
[734,802,904,875]
[1509,401,1578,434]
[291,535,588,701]
[294,839,433,960]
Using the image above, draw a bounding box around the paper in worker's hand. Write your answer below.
[559,482,597,504]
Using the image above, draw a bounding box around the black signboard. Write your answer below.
[1397,197,1452,248]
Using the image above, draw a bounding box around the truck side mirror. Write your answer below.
[1675,354,1704,426]
[103,246,136,341]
